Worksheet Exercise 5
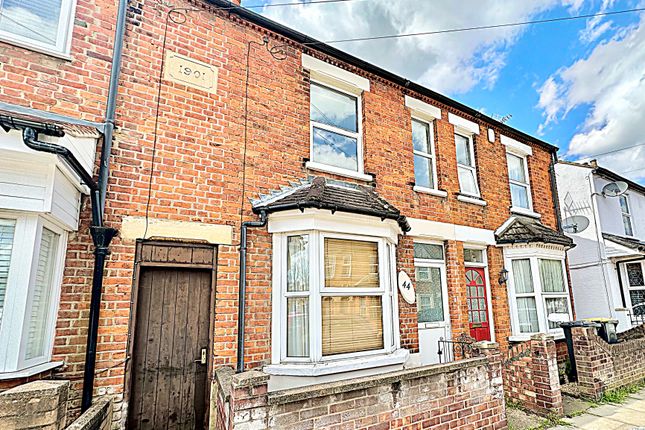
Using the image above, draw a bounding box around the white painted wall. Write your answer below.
[594,175,645,240]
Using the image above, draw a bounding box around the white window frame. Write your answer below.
[619,194,634,237]
[620,260,645,310]
[307,80,371,181]
[413,241,449,330]
[0,211,67,376]
[504,246,572,340]
[506,152,533,213]
[411,117,439,193]
[0,0,77,58]
[455,131,480,197]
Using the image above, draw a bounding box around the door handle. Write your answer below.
[195,347,207,364]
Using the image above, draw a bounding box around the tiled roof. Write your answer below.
[603,233,645,253]
[496,216,574,248]
[252,177,411,232]
[0,108,100,138]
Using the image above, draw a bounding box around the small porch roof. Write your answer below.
[603,233,645,255]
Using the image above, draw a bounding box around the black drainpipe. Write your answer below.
[549,151,563,232]
[236,211,268,373]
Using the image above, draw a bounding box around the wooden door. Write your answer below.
[128,267,211,429]
[465,267,491,341]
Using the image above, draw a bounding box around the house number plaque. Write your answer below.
[398,271,415,304]
[164,51,218,93]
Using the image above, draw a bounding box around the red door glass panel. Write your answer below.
[466,267,491,341]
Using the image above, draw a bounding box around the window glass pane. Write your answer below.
[627,263,644,287]
[464,248,484,264]
[416,267,444,323]
[630,290,645,307]
[507,153,527,183]
[512,259,534,294]
[414,243,443,260]
[455,134,472,166]
[0,0,62,47]
[623,215,634,236]
[412,119,431,153]
[287,297,309,357]
[25,228,58,360]
[321,296,383,356]
[510,183,530,209]
[287,235,309,292]
[414,154,434,189]
[619,195,629,213]
[312,127,358,171]
[324,238,379,288]
[516,297,539,333]
[458,167,478,196]
[545,297,569,329]
[310,83,357,132]
[0,219,16,326]
[539,259,566,293]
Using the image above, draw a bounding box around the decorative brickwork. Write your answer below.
[503,334,563,417]
[572,325,645,400]
[215,342,506,430]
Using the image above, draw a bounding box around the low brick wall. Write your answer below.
[65,398,112,430]
[0,380,69,429]
[502,334,563,417]
[572,325,645,400]
[214,343,507,430]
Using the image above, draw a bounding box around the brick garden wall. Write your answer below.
[572,325,645,400]
[502,335,563,417]
[215,343,507,430]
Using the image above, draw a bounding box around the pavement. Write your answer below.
[507,389,645,430]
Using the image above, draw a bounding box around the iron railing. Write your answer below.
[437,333,479,364]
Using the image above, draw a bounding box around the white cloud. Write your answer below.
[258,0,570,94]
[537,12,645,181]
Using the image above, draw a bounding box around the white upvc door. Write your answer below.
[415,260,451,365]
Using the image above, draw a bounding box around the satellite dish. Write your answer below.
[562,215,590,234]
[602,181,628,197]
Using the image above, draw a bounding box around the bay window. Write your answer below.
[0,213,66,376]
[273,229,399,372]
[506,249,572,338]
[0,0,76,56]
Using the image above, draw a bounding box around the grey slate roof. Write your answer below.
[252,177,411,232]
[496,216,574,248]
[603,233,645,253]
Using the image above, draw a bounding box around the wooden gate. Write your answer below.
[127,241,216,430]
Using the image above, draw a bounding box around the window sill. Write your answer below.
[457,194,487,206]
[0,361,64,380]
[264,349,409,377]
[413,186,448,198]
[0,35,72,61]
[305,161,374,182]
[511,207,541,219]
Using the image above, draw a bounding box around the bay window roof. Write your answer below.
[253,177,411,232]
[496,216,574,248]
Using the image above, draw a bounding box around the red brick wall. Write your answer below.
[0,0,561,420]
[503,335,563,417]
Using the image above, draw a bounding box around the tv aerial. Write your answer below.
[601,181,628,198]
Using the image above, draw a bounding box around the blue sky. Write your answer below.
[242,0,645,184]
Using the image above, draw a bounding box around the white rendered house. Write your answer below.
[555,161,645,331]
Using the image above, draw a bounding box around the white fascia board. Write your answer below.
[407,218,496,245]
[501,134,533,156]
[448,113,480,135]
[405,96,441,121]
[303,54,370,93]
[495,216,517,236]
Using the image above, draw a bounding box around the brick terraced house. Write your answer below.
[0,0,578,428]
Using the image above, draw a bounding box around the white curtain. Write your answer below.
[512,259,534,293]
[517,297,539,333]
[539,259,565,292]
[286,298,309,358]
[287,236,309,292]
[0,219,16,325]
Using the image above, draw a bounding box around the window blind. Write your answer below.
[321,296,383,356]
[324,238,379,288]
[25,227,58,360]
[0,219,16,326]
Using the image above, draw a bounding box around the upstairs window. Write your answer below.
[310,82,362,173]
[619,195,633,236]
[507,153,532,210]
[0,0,76,55]
[412,119,438,190]
[455,133,479,197]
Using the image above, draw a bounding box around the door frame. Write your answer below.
[123,240,218,428]
[463,244,495,342]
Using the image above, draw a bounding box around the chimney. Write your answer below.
[229,0,241,5]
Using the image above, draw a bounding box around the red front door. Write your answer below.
[466,267,491,341]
